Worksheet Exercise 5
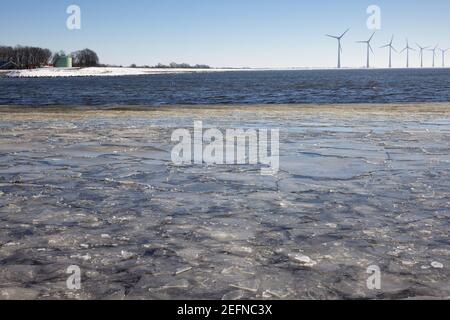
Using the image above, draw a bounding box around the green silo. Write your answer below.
[55,56,73,68]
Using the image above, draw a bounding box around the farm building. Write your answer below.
[0,60,19,70]
[54,56,73,68]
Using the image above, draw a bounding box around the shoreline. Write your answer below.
[3,67,450,79]
[0,67,450,78]
[1,102,450,112]
[3,67,247,78]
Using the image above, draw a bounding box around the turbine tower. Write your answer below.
[400,39,415,68]
[357,32,376,68]
[416,44,429,68]
[428,44,439,67]
[439,48,450,68]
[326,28,350,69]
[380,35,397,68]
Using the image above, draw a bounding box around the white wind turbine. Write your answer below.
[380,35,397,68]
[357,32,376,68]
[428,44,439,67]
[439,48,450,68]
[326,28,350,69]
[400,39,415,68]
[416,44,429,68]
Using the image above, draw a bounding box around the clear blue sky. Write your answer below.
[1,0,450,68]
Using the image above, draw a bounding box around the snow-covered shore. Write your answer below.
[5,67,242,78]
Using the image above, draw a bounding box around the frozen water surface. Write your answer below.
[0,104,449,300]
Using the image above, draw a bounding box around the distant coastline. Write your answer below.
[3,66,246,78]
[3,66,450,78]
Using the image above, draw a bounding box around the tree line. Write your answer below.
[153,62,210,69]
[0,46,52,69]
[1,44,210,70]
[0,45,99,68]
[128,62,211,69]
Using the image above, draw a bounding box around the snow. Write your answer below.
[5,67,241,78]
[4,66,381,78]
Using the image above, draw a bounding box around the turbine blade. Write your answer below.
[368,32,376,42]
[340,28,350,38]
[400,47,407,53]
[380,44,390,48]
[392,46,398,53]
[326,34,338,39]
[369,44,374,54]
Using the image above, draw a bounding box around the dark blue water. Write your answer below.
[2,69,450,106]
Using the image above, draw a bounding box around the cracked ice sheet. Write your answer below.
[0,104,449,300]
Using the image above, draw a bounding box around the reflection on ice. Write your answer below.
[0,105,449,300]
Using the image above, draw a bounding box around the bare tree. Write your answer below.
[0,45,52,68]
[0,46,14,61]
[72,49,99,67]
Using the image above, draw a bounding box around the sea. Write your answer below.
[1,68,450,106]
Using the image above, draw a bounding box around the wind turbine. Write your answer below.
[326,28,350,69]
[439,48,450,68]
[428,44,439,67]
[380,35,397,68]
[357,32,376,68]
[416,44,429,68]
[400,39,415,68]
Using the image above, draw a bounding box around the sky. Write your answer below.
[1,0,450,68]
